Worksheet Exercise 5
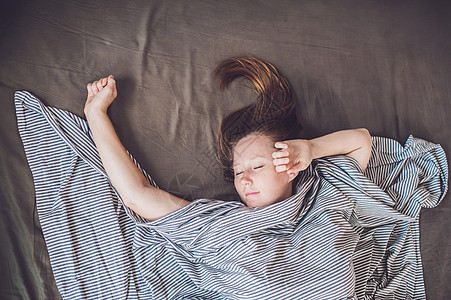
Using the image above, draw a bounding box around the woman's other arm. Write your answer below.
[272,128,372,174]
[84,75,190,221]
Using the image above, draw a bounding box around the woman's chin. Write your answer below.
[244,197,270,208]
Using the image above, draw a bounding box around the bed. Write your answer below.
[1,0,450,299]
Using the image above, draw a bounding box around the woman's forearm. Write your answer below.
[310,128,371,158]
[86,109,190,220]
[85,110,149,202]
[310,128,372,170]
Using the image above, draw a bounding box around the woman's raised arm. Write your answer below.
[84,75,190,221]
[272,128,372,174]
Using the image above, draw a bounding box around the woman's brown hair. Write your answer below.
[214,57,302,181]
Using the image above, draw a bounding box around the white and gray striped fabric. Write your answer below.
[15,91,448,299]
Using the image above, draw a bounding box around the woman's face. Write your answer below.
[233,134,296,207]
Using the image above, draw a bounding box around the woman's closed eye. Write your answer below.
[235,164,264,176]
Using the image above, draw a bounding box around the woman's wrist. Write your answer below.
[306,139,320,160]
[84,105,108,120]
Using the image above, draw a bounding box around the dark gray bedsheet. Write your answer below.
[0,0,449,299]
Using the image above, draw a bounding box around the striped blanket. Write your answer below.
[15,91,448,299]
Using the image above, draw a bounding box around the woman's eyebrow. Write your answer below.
[233,156,267,167]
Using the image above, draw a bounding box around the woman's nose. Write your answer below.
[240,172,252,186]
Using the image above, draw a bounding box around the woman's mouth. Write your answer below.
[245,191,260,197]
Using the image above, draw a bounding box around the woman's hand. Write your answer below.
[272,139,313,175]
[84,75,117,116]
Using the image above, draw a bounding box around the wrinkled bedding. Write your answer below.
[1,0,451,299]
[15,91,448,299]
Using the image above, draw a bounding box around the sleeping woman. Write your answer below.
[81,58,385,299]
[77,57,450,300]
[16,56,444,299]
[84,57,372,218]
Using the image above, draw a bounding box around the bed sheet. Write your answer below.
[1,0,450,299]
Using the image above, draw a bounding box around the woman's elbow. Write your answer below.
[116,184,149,212]
[357,128,372,171]
[358,128,372,148]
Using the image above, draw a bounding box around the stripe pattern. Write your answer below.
[15,91,448,299]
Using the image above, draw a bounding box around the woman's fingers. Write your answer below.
[87,76,111,96]
[275,165,287,172]
[272,150,289,159]
[273,139,313,174]
[91,81,99,94]
[273,157,289,166]
[96,80,103,91]
[273,147,291,172]
[273,155,292,173]
[86,83,93,95]
[274,142,288,149]
[106,75,116,90]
